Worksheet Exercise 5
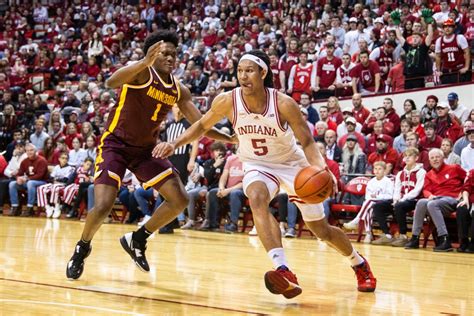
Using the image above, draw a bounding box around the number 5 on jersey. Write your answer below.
[251,139,268,156]
[151,103,162,121]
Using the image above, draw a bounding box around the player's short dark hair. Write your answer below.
[238,50,274,88]
[143,30,179,55]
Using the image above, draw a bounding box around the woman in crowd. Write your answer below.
[38,137,60,171]
[0,104,17,149]
[84,135,97,162]
[441,138,461,165]
[400,99,416,122]
[341,135,367,183]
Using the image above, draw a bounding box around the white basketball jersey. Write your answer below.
[232,87,303,164]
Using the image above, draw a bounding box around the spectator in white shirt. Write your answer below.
[30,120,50,151]
[447,92,469,123]
[68,138,88,168]
[460,127,474,171]
[343,19,371,56]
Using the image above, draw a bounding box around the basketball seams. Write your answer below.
[294,168,325,191]
[298,176,332,199]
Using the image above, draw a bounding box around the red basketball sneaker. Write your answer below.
[352,256,377,292]
[264,266,302,299]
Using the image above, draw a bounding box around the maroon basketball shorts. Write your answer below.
[94,132,176,189]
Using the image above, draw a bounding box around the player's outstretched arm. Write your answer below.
[176,83,235,143]
[106,41,163,89]
[278,93,327,169]
[153,92,233,158]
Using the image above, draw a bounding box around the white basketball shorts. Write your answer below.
[242,152,325,222]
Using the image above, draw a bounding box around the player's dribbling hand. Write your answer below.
[143,40,164,67]
[152,142,175,158]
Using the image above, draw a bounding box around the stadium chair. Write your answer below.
[330,176,370,242]
[423,212,459,248]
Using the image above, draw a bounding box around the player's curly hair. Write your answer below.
[238,50,274,88]
[143,30,179,55]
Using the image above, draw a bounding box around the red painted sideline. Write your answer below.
[0,277,267,316]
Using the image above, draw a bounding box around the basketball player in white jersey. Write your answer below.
[153,50,376,298]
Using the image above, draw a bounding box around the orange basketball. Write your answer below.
[294,166,333,204]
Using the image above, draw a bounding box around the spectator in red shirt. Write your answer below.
[86,57,101,80]
[386,54,405,92]
[367,134,399,174]
[457,169,474,252]
[312,43,342,99]
[433,102,463,143]
[66,55,87,81]
[405,148,466,251]
[351,93,371,125]
[384,97,401,136]
[420,121,443,152]
[52,49,68,78]
[362,106,394,136]
[411,110,426,139]
[318,105,338,132]
[338,117,366,151]
[8,143,48,216]
[351,50,381,95]
[327,96,344,125]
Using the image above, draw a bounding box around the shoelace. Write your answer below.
[355,264,370,281]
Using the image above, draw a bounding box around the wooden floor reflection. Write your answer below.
[0,217,472,315]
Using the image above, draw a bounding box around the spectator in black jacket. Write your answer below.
[190,66,209,95]
[200,142,227,231]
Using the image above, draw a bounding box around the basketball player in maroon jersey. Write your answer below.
[435,18,471,84]
[154,50,376,298]
[66,30,232,280]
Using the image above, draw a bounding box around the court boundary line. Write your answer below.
[0,277,268,315]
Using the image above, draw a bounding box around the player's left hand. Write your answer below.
[152,142,175,158]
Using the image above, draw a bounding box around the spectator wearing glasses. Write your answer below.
[298,93,319,125]
[453,121,474,156]
[460,125,474,171]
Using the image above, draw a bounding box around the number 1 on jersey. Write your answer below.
[151,103,162,121]
[251,138,269,156]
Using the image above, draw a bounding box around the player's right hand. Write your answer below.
[152,142,175,158]
[143,40,164,67]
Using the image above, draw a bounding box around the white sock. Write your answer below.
[400,234,407,239]
[347,249,364,267]
[385,234,392,239]
[267,248,288,269]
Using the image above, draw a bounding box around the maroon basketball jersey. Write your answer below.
[292,64,312,92]
[104,67,181,147]
[440,35,465,71]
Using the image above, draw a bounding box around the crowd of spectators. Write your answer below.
[0,1,473,248]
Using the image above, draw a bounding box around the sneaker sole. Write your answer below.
[264,271,302,299]
[358,286,376,292]
[66,247,91,280]
[119,236,150,273]
[433,248,453,252]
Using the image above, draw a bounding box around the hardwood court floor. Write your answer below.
[0,217,473,316]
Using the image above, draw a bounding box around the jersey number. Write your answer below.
[447,52,455,62]
[251,139,269,156]
[151,103,162,121]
